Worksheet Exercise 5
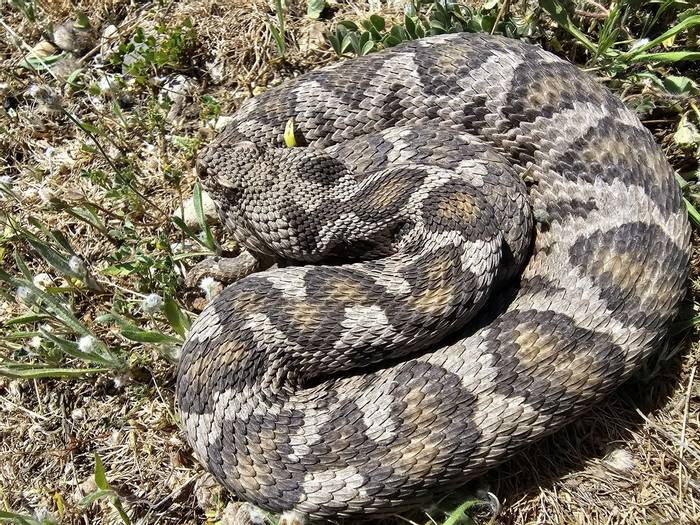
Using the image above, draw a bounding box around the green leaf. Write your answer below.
[79,489,117,506]
[39,328,120,368]
[163,296,190,338]
[102,262,136,277]
[3,313,48,326]
[20,50,67,71]
[97,313,181,344]
[171,215,215,252]
[94,453,110,490]
[192,182,217,251]
[630,51,700,63]
[306,0,325,19]
[360,40,375,55]
[441,498,482,525]
[369,14,385,32]
[338,20,359,31]
[663,75,698,95]
[26,237,80,279]
[0,509,53,525]
[14,252,33,281]
[684,197,700,228]
[0,365,109,379]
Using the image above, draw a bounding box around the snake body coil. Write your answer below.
[176,33,691,521]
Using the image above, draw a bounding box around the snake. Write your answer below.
[175,33,691,523]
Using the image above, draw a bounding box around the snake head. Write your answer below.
[197,140,262,202]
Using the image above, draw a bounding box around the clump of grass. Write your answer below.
[326,0,534,57]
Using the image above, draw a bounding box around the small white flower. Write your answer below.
[32,273,52,290]
[29,336,42,349]
[142,293,163,314]
[38,186,55,204]
[23,187,38,200]
[78,335,97,353]
[604,448,635,472]
[629,38,650,53]
[112,374,127,389]
[68,256,86,275]
[248,506,267,525]
[199,276,222,301]
[16,286,34,305]
[169,345,182,361]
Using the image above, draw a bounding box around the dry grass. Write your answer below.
[1,1,699,524]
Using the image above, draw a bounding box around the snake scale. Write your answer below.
[176,33,691,523]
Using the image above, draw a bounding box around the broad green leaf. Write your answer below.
[369,14,385,32]
[26,237,80,278]
[306,0,325,19]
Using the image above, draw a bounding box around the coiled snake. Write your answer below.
[176,33,691,523]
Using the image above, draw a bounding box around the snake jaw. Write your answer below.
[279,510,307,525]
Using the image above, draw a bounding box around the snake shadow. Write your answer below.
[364,285,695,525]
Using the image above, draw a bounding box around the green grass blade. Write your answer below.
[624,15,700,59]
[192,182,217,251]
[0,365,110,379]
[630,51,700,63]
[684,197,700,228]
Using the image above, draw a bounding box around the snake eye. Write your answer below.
[231,140,259,156]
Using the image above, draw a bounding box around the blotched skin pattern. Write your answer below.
[176,33,691,522]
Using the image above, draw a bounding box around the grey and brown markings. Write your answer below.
[176,33,691,523]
